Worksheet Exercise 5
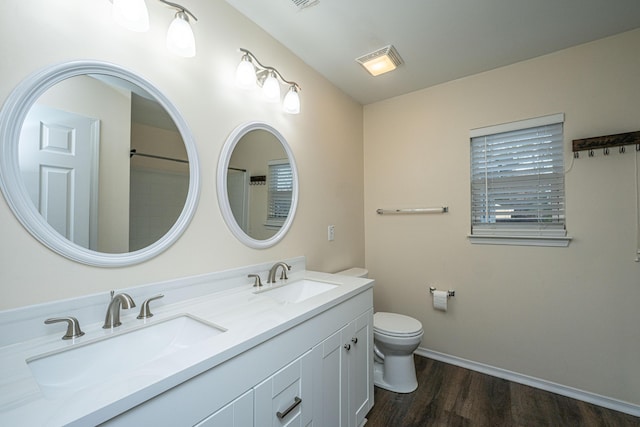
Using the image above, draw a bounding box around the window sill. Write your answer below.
[467,234,572,247]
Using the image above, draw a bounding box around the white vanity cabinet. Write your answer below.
[254,351,313,426]
[102,288,373,427]
[312,309,373,427]
[195,390,254,427]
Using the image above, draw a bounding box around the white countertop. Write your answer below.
[0,269,373,426]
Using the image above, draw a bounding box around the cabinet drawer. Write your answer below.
[254,351,312,427]
[195,389,253,427]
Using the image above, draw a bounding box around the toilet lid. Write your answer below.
[374,312,423,337]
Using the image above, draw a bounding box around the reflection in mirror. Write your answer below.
[218,122,298,249]
[0,61,199,266]
[228,129,291,240]
[19,75,188,253]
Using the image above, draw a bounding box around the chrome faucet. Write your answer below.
[267,262,291,284]
[103,291,136,329]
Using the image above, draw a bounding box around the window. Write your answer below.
[469,113,570,246]
[266,159,293,227]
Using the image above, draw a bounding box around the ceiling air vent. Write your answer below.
[290,0,320,10]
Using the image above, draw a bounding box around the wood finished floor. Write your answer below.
[365,356,640,427]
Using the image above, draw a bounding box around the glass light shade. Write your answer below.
[112,0,150,32]
[235,58,257,89]
[262,72,281,103]
[362,55,397,76]
[283,86,300,114]
[166,12,196,57]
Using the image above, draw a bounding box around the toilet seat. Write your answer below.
[374,312,423,338]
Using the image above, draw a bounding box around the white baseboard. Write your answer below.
[415,347,640,418]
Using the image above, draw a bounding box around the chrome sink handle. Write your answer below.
[44,316,85,340]
[248,274,263,287]
[137,294,165,319]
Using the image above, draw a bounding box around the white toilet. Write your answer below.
[337,268,424,394]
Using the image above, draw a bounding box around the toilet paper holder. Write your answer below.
[429,287,455,298]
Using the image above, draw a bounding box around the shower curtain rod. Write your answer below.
[130,149,188,164]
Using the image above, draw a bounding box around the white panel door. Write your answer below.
[19,105,100,249]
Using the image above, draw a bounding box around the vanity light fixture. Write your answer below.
[112,0,150,32]
[111,0,197,58]
[161,0,197,57]
[356,44,404,77]
[235,48,302,114]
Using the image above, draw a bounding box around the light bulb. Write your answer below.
[112,0,150,32]
[263,72,281,103]
[283,86,300,114]
[167,11,196,57]
[235,57,257,89]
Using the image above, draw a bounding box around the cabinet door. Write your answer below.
[313,328,347,427]
[347,309,373,427]
[313,308,373,427]
[195,389,253,427]
[254,351,312,427]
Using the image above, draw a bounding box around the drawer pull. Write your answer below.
[351,337,358,344]
[344,343,351,351]
[276,396,302,420]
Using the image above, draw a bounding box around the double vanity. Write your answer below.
[0,257,374,426]
[0,61,372,425]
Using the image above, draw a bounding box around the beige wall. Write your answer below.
[364,29,640,405]
[0,1,364,308]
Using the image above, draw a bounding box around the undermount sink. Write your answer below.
[27,314,225,397]
[256,279,338,303]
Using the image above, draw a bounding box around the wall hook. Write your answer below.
[619,146,626,154]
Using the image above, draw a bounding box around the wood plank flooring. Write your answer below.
[365,356,640,427]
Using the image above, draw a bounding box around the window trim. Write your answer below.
[468,113,571,247]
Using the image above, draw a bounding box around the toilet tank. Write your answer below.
[336,267,368,278]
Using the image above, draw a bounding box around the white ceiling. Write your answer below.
[224,0,640,105]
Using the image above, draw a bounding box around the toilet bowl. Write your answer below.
[373,312,423,393]
[336,268,424,394]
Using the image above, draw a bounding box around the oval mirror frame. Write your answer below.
[0,60,200,267]
[217,122,298,249]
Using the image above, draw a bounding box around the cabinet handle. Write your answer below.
[276,396,302,420]
[344,343,351,351]
[351,337,358,344]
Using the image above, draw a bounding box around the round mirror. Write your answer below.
[217,122,298,249]
[0,61,200,266]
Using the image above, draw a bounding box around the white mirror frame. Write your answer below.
[0,60,200,267]
[217,121,298,249]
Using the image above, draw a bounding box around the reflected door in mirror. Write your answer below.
[19,105,100,250]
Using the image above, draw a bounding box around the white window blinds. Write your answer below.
[470,114,566,238]
[267,159,293,225]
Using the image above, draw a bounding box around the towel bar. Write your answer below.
[376,207,448,215]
